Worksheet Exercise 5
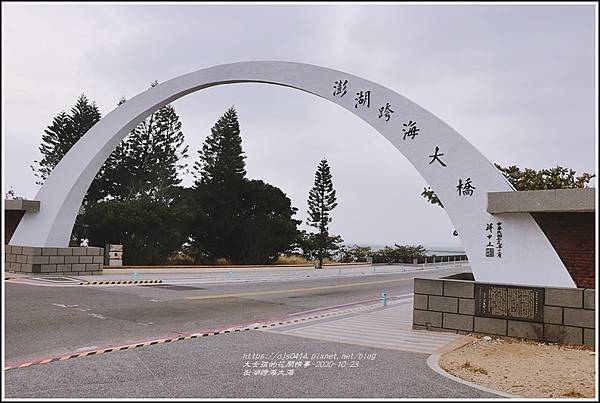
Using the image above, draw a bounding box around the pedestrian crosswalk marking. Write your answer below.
[263,303,463,354]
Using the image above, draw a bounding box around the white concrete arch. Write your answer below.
[10,61,575,287]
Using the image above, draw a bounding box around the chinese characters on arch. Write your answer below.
[484,221,503,258]
[330,79,467,201]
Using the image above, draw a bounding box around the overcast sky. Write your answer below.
[2,2,597,248]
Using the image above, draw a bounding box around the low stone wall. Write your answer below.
[5,245,103,275]
[413,277,595,347]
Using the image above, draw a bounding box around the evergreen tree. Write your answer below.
[79,191,189,265]
[189,107,300,264]
[79,84,190,258]
[306,158,340,268]
[190,107,246,262]
[234,180,301,264]
[31,95,102,197]
[31,95,104,245]
[32,89,190,254]
[193,107,246,186]
[32,111,72,186]
[108,82,189,201]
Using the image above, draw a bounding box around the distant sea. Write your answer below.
[344,243,465,256]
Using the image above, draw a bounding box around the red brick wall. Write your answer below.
[4,210,25,245]
[532,212,596,289]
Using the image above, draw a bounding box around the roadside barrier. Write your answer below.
[79,279,163,286]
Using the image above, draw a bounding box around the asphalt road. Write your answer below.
[4,329,495,398]
[5,265,466,364]
[4,264,495,398]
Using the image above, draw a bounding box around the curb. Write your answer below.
[426,353,516,398]
[79,279,163,286]
[5,297,404,371]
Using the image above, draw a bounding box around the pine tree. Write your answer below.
[32,95,101,187]
[190,107,247,262]
[79,85,189,257]
[108,83,189,201]
[31,94,109,206]
[188,107,300,264]
[306,158,340,268]
[193,107,246,186]
[31,95,104,245]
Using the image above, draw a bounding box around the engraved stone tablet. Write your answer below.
[475,284,544,322]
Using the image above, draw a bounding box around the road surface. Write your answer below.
[4,263,498,398]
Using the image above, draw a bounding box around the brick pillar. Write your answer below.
[532,212,595,288]
[5,245,104,275]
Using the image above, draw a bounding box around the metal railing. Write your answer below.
[370,254,468,265]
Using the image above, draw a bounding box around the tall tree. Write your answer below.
[306,158,340,268]
[31,95,103,202]
[194,106,246,186]
[108,83,189,201]
[189,107,247,262]
[79,84,190,259]
[189,107,301,264]
[229,180,300,264]
[31,95,104,245]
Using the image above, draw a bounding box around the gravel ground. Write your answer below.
[439,335,596,398]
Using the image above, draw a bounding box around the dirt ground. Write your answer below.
[439,336,596,398]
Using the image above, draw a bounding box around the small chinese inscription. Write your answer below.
[475,284,544,322]
[484,222,503,258]
[485,222,494,257]
[496,221,503,258]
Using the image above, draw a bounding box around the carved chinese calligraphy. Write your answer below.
[484,221,503,258]
[378,103,394,121]
[457,178,476,196]
[333,79,348,97]
[428,146,447,167]
[354,90,371,108]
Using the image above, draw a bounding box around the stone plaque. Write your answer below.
[475,284,544,322]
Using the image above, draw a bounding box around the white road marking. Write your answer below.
[52,303,106,320]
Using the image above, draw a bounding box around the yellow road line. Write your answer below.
[186,277,411,300]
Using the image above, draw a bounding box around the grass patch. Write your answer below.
[274,255,311,265]
[460,361,488,375]
[274,255,336,265]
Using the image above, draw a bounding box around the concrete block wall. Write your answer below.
[413,277,596,347]
[4,245,103,275]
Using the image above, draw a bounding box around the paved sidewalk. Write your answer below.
[265,300,465,354]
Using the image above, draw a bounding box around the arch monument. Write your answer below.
[8,61,575,288]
